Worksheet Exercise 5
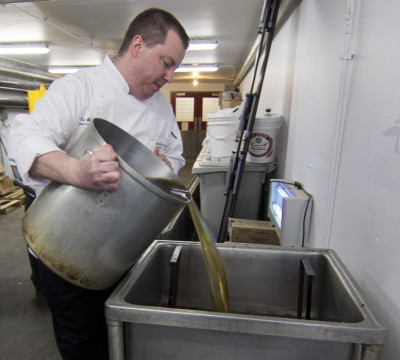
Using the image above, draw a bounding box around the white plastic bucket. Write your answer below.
[247,113,282,163]
[207,111,240,158]
[208,120,239,158]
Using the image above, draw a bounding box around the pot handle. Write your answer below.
[82,148,112,206]
[84,148,94,156]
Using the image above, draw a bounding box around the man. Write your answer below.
[9,8,189,360]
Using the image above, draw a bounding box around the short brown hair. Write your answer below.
[118,8,190,55]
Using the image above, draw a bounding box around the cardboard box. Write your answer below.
[220,100,242,109]
[228,218,280,245]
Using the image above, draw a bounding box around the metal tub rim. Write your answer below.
[105,240,387,345]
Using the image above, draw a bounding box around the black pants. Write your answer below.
[31,254,115,360]
[25,191,115,359]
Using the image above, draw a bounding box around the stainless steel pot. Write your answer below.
[22,118,191,290]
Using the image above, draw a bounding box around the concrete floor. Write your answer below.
[0,158,196,360]
[0,206,61,360]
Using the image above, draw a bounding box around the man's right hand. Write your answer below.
[29,144,121,191]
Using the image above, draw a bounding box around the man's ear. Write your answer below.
[130,35,144,58]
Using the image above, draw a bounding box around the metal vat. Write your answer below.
[106,240,386,360]
[22,119,191,290]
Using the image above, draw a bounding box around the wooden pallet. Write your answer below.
[0,199,21,214]
[0,187,25,214]
[3,187,24,201]
[0,175,15,195]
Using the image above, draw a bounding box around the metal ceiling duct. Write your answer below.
[0,0,51,4]
[0,58,55,87]
[0,80,40,91]
[0,96,27,108]
[0,65,55,83]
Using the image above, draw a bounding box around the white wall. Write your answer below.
[240,0,399,358]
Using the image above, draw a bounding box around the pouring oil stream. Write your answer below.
[188,200,230,312]
[147,176,230,312]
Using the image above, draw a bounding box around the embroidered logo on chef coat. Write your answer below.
[155,135,173,153]
[155,140,168,153]
[79,117,91,126]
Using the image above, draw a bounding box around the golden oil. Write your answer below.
[149,176,230,312]
[188,201,230,312]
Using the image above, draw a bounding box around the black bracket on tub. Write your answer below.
[168,245,182,308]
[297,256,315,320]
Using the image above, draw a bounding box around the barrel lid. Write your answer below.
[207,106,241,121]
[207,120,239,125]
[256,112,282,125]
[207,114,240,122]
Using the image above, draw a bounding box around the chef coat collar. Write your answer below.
[103,55,130,94]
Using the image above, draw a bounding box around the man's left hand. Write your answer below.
[153,147,172,171]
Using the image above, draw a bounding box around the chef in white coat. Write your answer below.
[9,8,189,360]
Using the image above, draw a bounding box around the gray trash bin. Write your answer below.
[192,145,276,236]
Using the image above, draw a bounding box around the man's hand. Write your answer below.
[29,144,120,190]
[74,144,120,190]
[153,147,172,170]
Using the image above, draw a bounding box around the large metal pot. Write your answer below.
[22,118,191,290]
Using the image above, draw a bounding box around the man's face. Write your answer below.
[131,30,186,100]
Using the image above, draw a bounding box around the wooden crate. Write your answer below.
[0,187,25,214]
[227,218,280,245]
[0,175,15,195]
[0,199,21,214]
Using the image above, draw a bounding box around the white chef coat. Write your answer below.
[9,55,185,187]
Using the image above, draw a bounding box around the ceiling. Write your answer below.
[0,0,296,85]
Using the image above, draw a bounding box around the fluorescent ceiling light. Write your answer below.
[0,44,49,55]
[175,64,218,72]
[188,40,218,51]
[48,67,84,74]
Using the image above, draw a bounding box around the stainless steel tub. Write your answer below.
[105,240,386,360]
